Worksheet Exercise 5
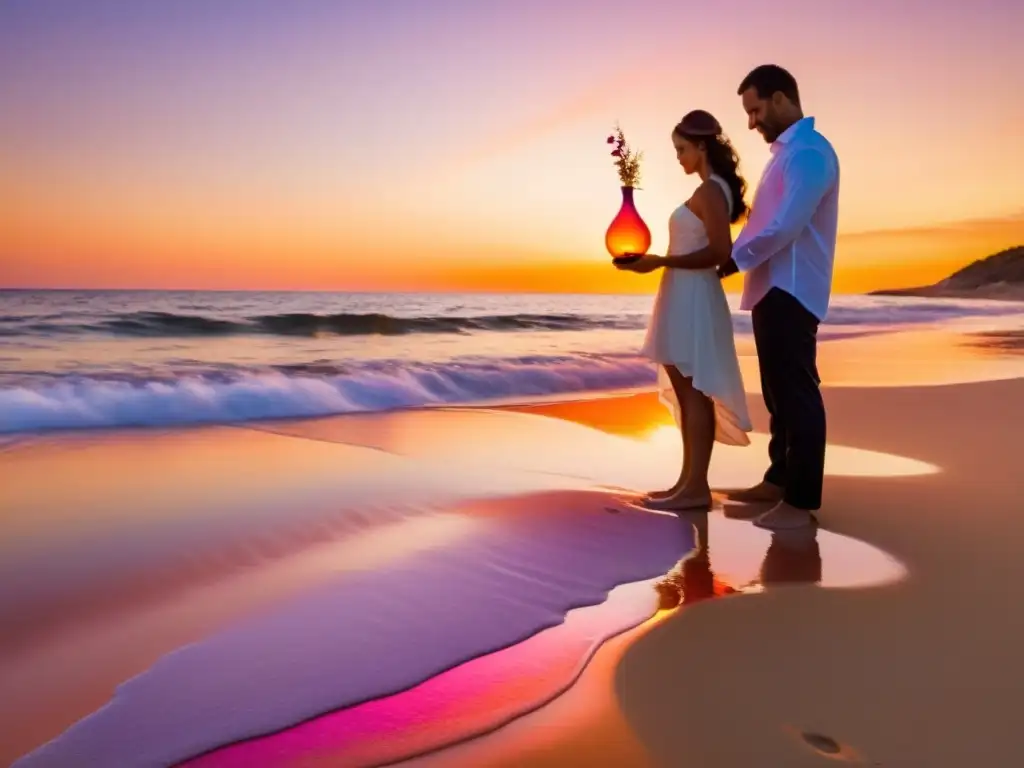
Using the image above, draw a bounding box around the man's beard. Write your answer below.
[757,122,782,143]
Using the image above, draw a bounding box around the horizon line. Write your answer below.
[0,285,910,296]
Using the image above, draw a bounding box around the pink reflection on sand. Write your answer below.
[181,579,663,768]
[13,492,688,768]
[3,401,918,767]
[183,511,905,768]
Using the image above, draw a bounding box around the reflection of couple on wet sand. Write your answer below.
[655,513,822,610]
[615,64,839,531]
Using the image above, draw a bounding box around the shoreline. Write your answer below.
[4,326,1024,442]
[2,323,1024,767]
[613,376,1024,767]
[0,375,931,767]
[399,375,1024,768]
[4,312,1024,440]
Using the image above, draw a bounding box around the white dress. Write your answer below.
[640,175,752,446]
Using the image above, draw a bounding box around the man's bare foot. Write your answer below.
[754,501,817,530]
[644,488,713,511]
[726,480,784,504]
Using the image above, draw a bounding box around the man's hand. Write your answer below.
[716,257,739,279]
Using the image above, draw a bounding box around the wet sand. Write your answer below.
[613,377,1024,767]
[405,344,1024,766]
[2,325,1023,767]
[0,404,909,767]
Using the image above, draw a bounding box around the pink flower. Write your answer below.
[607,135,615,143]
[611,149,622,157]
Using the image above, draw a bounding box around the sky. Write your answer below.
[2,0,1022,294]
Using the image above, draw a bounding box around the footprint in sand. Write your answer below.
[802,731,842,754]
[791,727,873,763]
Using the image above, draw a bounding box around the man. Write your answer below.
[718,64,840,530]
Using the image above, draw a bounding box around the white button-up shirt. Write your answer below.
[731,117,840,321]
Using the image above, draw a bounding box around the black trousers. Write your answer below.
[751,287,826,510]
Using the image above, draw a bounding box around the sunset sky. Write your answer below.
[2,0,1022,294]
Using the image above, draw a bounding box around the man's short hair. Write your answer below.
[737,65,800,106]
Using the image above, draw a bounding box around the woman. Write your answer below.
[617,110,752,510]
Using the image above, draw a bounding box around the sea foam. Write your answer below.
[0,354,658,434]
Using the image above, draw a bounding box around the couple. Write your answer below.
[616,64,840,531]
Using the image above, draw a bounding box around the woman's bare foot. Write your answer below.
[644,487,713,511]
[645,479,686,500]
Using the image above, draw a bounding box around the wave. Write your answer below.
[1,311,645,338]
[0,354,657,434]
[2,296,1021,340]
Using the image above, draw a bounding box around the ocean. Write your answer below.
[0,287,1017,767]
[2,289,1023,434]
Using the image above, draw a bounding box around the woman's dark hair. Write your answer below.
[673,110,749,224]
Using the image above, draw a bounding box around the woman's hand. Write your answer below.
[615,254,663,274]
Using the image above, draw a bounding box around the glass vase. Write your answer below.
[605,185,652,258]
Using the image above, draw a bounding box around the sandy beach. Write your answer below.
[5,3,1024,765]
[1,323,1022,767]
[407,342,1024,767]
[616,377,1024,768]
